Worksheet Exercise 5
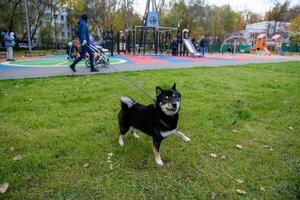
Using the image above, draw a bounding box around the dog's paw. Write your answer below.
[131,132,140,139]
[183,136,191,142]
[118,136,124,146]
[156,159,164,166]
[119,140,124,146]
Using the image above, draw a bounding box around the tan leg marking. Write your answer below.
[153,146,163,166]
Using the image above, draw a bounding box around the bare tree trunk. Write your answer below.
[30,10,45,46]
[8,0,21,31]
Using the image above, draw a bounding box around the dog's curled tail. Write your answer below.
[120,96,135,110]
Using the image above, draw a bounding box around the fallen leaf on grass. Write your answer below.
[109,163,113,170]
[260,186,266,193]
[12,155,22,161]
[28,98,33,102]
[211,192,217,199]
[0,183,9,193]
[83,163,89,168]
[236,178,244,183]
[231,129,239,133]
[236,189,247,195]
[220,155,226,160]
[288,126,294,130]
[107,153,113,157]
[210,153,217,158]
[236,144,243,150]
[9,146,15,152]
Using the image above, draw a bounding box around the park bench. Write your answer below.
[52,50,66,55]
[25,50,46,57]
[0,52,6,59]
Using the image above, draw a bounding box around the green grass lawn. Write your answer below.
[0,62,299,199]
[0,50,59,58]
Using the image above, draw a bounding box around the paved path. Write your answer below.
[0,54,299,80]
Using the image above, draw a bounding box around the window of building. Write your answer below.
[61,15,64,21]
[62,32,65,38]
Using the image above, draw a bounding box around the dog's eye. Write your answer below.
[165,96,169,100]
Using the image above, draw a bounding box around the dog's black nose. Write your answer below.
[172,103,177,108]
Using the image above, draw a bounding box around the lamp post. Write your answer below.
[24,0,32,55]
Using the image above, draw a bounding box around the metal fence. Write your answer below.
[206,44,300,53]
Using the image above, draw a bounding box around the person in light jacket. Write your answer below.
[4,31,15,61]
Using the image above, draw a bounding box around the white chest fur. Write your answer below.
[160,128,177,138]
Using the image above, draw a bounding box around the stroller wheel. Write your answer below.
[85,59,91,68]
[85,60,97,68]
[104,62,109,68]
[100,60,109,68]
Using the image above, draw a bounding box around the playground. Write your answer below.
[1,53,299,79]
[1,61,299,199]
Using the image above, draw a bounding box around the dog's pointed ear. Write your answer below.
[156,87,162,96]
[171,83,176,90]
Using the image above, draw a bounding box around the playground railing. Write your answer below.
[282,45,300,53]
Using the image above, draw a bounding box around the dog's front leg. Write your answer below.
[175,131,191,142]
[153,139,163,166]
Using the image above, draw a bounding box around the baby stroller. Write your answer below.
[86,44,110,68]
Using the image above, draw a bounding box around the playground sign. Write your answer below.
[145,12,159,28]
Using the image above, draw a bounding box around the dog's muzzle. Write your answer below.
[161,101,180,115]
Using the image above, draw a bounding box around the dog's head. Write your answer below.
[156,83,181,116]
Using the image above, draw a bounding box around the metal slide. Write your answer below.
[182,39,201,57]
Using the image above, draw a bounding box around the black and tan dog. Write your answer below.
[118,83,190,166]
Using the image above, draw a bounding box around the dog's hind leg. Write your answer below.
[118,110,130,146]
[119,126,129,146]
[118,133,125,146]
[129,126,140,139]
[153,139,163,166]
[175,131,191,142]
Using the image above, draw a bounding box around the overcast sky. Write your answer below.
[134,0,299,16]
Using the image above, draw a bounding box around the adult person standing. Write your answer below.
[198,36,207,58]
[3,31,16,61]
[69,14,98,72]
[171,38,178,56]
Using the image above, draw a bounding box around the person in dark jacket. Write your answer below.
[198,36,207,57]
[69,14,98,72]
[171,38,178,56]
